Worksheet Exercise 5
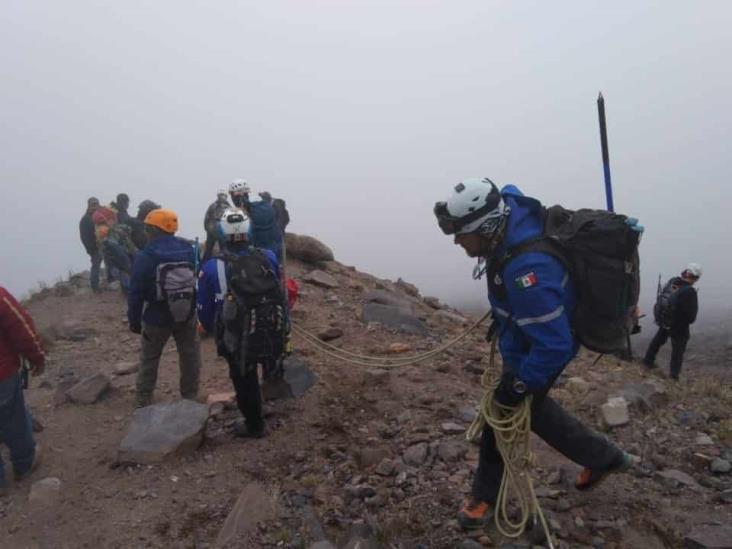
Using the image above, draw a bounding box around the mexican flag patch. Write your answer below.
[514,272,538,290]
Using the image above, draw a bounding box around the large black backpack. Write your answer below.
[653,279,688,330]
[216,249,285,371]
[489,205,641,353]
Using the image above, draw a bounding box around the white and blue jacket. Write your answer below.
[488,185,578,391]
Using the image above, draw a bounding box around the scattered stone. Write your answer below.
[710,458,731,474]
[216,482,276,546]
[361,302,428,336]
[424,296,442,309]
[600,397,630,427]
[113,361,139,376]
[621,381,667,413]
[285,233,334,263]
[363,368,390,385]
[302,270,339,289]
[55,320,98,341]
[317,327,343,341]
[441,422,466,434]
[206,392,236,407]
[262,356,317,400]
[355,447,390,469]
[566,377,590,394]
[396,277,420,297]
[375,458,396,476]
[403,443,428,466]
[457,406,478,423]
[118,400,209,464]
[362,289,414,309]
[388,342,411,354]
[437,440,468,463]
[28,477,62,506]
[684,524,732,549]
[431,309,469,326]
[695,433,715,446]
[655,469,702,490]
[719,488,732,504]
[65,373,110,405]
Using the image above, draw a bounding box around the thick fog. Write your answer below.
[1,1,730,328]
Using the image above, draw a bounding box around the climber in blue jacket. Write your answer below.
[434,178,632,530]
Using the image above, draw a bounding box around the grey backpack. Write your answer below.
[156,262,196,323]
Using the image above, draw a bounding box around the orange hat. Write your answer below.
[144,208,179,234]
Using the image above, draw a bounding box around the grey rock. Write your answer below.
[113,361,139,376]
[441,422,466,434]
[362,289,414,310]
[262,356,317,400]
[396,277,420,297]
[655,469,702,490]
[375,458,396,476]
[118,400,209,464]
[437,440,468,463]
[55,320,98,341]
[431,309,469,326]
[621,381,667,413]
[302,270,339,289]
[457,405,478,423]
[424,296,442,309]
[694,433,715,446]
[317,327,343,341]
[710,458,731,474]
[361,302,428,335]
[285,233,334,263]
[600,397,630,427]
[719,488,732,504]
[363,368,390,385]
[65,373,110,404]
[216,482,276,547]
[356,447,390,469]
[28,477,62,506]
[403,443,428,466]
[684,524,732,548]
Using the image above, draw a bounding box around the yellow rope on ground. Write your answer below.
[465,338,555,549]
[290,310,490,368]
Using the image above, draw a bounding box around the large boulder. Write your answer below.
[285,233,334,263]
[118,400,209,464]
[66,373,110,405]
[361,302,428,335]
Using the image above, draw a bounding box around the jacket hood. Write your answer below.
[499,185,545,250]
[146,235,194,262]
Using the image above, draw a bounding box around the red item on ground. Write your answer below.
[286,278,299,310]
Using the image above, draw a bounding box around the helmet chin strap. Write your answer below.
[471,216,508,280]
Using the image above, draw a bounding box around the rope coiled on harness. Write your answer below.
[465,338,555,548]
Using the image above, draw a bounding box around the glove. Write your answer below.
[129,323,142,335]
[493,372,528,407]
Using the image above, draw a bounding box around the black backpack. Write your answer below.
[488,205,641,353]
[653,279,687,330]
[216,249,285,370]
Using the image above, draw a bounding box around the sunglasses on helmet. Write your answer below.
[433,195,501,235]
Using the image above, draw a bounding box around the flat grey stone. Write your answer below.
[118,400,208,464]
[684,524,732,548]
[261,356,317,401]
[361,302,428,335]
[66,373,110,404]
[362,289,414,310]
[403,443,428,466]
[302,270,339,289]
[28,477,62,507]
[216,482,276,546]
[600,397,630,427]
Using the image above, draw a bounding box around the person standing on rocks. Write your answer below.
[201,189,231,263]
[127,208,201,408]
[79,197,102,292]
[0,286,45,496]
[643,263,701,380]
[197,209,284,438]
[131,199,161,250]
[433,177,633,530]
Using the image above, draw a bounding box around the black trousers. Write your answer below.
[472,385,623,503]
[202,231,218,264]
[644,328,689,379]
[227,359,264,431]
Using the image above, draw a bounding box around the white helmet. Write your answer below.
[218,208,250,242]
[229,178,250,195]
[683,262,702,279]
[434,177,507,235]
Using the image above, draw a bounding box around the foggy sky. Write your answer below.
[1,1,730,329]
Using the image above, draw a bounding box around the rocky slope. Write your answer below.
[1,241,730,549]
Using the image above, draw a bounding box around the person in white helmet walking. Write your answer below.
[643,263,701,380]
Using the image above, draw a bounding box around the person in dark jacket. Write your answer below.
[434,178,632,530]
[201,190,231,263]
[643,264,701,380]
[197,209,282,438]
[127,208,201,408]
[131,199,161,250]
[79,197,102,291]
[0,286,45,496]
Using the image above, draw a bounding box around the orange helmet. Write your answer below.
[144,208,179,234]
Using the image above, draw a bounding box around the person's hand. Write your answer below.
[29,360,45,376]
[129,323,142,334]
[493,372,528,408]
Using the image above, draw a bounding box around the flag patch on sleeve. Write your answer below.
[514,272,538,290]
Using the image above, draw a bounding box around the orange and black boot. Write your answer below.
[457,499,494,530]
[575,451,635,491]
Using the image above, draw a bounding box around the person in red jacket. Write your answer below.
[0,286,45,496]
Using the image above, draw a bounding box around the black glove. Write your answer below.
[493,372,528,407]
[129,323,142,335]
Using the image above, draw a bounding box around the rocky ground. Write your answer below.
[1,240,731,549]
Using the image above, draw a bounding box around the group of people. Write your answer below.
[3,175,701,537]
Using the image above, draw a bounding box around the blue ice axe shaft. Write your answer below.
[597,92,614,212]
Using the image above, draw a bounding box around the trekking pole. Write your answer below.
[597,92,615,212]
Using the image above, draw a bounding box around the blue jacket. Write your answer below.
[197,247,280,334]
[247,200,283,261]
[488,185,578,390]
[127,235,198,328]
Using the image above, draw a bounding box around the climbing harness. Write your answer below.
[291,310,491,368]
[465,337,555,548]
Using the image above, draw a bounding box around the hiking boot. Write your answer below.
[233,421,266,439]
[457,499,494,530]
[14,444,42,482]
[575,451,635,491]
[641,359,657,369]
[134,395,153,409]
